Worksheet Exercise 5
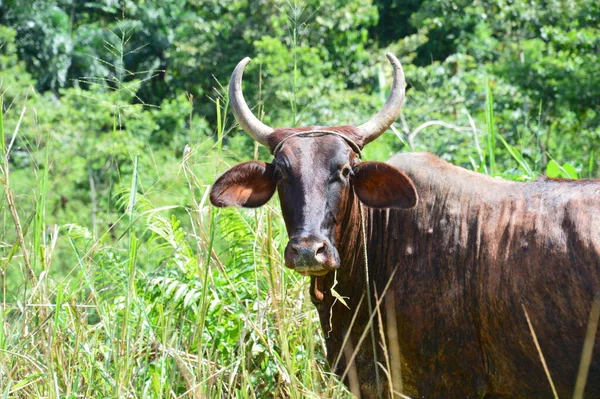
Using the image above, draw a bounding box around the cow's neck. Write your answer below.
[310,189,382,360]
[311,190,366,303]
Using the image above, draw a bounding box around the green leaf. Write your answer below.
[561,163,578,179]
[546,160,561,178]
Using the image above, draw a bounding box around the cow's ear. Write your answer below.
[210,161,277,208]
[352,161,418,209]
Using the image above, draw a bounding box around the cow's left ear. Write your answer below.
[352,161,418,209]
[210,161,277,208]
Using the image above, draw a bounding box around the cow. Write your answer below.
[210,54,600,398]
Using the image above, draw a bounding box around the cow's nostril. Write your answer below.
[315,241,327,257]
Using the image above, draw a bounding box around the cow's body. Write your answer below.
[214,55,600,398]
[313,152,600,398]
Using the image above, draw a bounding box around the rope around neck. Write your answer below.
[271,129,363,158]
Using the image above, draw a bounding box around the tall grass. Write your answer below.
[0,86,352,397]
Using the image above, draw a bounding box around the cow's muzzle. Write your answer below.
[284,234,340,276]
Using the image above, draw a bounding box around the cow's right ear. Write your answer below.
[210,161,277,208]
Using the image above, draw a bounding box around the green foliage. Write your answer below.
[3,1,74,91]
[3,0,597,173]
[407,0,600,166]
[0,26,36,104]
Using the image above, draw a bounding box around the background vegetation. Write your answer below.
[0,0,598,397]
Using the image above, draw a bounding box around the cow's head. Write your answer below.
[210,54,418,276]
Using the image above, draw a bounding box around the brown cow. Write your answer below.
[210,54,600,398]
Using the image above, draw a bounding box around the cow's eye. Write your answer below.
[341,166,352,178]
[274,165,288,180]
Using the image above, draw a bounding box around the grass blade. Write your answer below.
[0,97,4,158]
[522,305,559,399]
[497,133,534,178]
[573,295,600,399]
[485,78,496,176]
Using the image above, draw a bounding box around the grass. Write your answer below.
[0,92,350,397]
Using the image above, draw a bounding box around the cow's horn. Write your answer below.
[229,57,274,146]
[356,53,406,146]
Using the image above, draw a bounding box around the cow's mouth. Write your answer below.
[295,267,331,277]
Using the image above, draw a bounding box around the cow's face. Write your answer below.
[210,53,415,275]
[210,133,417,275]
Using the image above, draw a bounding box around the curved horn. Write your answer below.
[357,53,406,146]
[229,57,274,146]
